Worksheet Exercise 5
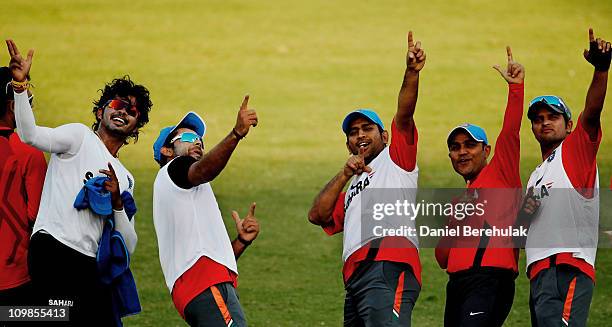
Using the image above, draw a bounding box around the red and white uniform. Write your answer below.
[153,157,238,318]
[0,129,46,290]
[436,83,524,274]
[526,114,600,281]
[322,120,422,285]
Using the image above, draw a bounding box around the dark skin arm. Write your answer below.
[513,187,540,247]
[395,31,426,141]
[581,28,611,141]
[308,148,370,225]
[187,95,258,185]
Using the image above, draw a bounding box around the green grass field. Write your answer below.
[2,0,612,325]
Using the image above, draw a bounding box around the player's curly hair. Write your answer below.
[92,76,152,143]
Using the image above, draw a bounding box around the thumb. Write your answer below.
[583,49,590,60]
[364,165,372,173]
[27,49,34,62]
[492,65,507,78]
[527,186,534,197]
[248,202,256,217]
[240,95,250,111]
[232,210,241,225]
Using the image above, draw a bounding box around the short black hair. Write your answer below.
[0,67,12,113]
[92,76,152,142]
[158,129,181,167]
[0,67,33,117]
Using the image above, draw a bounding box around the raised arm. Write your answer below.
[308,148,371,226]
[395,31,425,140]
[490,46,525,186]
[187,95,258,185]
[7,39,83,154]
[581,28,611,140]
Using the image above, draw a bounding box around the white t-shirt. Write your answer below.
[153,157,238,292]
[14,91,137,257]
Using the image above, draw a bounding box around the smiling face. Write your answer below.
[448,131,491,181]
[96,95,140,138]
[345,117,388,164]
[530,107,572,147]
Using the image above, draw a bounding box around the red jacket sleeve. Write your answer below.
[322,192,346,235]
[487,83,524,187]
[24,150,47,223]
[389,119,418,172]
[562,114,601,198]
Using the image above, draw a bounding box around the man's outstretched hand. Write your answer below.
[493,46,524,84]
[6,39,33,83]
[584,28,611,72]
[232,202,260,244]
[406,31,426,72]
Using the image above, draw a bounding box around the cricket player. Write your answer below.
[0,66,47,307]
[520,28,610,327]
[6,39,152,325]
[152,97,259,327]
[435,47,525,327]
[308,31,424,326]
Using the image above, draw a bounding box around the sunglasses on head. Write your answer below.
[5,81,34,105]
[105,99,139,117]
[169,132,203,146]
[529,95,571,119]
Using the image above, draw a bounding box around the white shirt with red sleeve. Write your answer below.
[321,120,422,284]
[525,114,600,280]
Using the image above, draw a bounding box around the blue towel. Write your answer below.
[73,176,141,326]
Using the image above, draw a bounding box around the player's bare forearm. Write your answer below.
[187,131,240,185]
[582,70,608,139]
[395,69,419,135]
[232,238,248,259]
[308,171,350,225]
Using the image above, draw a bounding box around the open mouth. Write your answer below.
[457,158,471,166]
[112,116,127,126]
[357,141,370,151]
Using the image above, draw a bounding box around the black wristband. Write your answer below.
[237,235,252,246]
[232,128,245,140]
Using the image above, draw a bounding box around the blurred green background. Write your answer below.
[2,0,611,325]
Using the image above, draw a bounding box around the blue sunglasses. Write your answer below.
[169,132,203,145]
[528,95,571,120]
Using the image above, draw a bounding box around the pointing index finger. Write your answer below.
[407,31,414,49]
[506,46,513,63]
[240,95,250,111]
[107,162,116,174]
[589,28,595,42]
[248,202,256,216]
[358,146,366,159]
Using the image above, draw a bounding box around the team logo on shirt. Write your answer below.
[533,181,553,200]
[547,150,556,163]
[83,171,94,184]
[344,173,374,211]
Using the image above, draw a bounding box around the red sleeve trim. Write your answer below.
[322,192,346,235]
[389,119,418,172]
[562,114,601,196]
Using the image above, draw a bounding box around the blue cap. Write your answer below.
[342,109,385,135]
[528,95,572,121]
[447,123,488,146]
[153,111,206,164]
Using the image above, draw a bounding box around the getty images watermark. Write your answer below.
[359,188,612,249]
